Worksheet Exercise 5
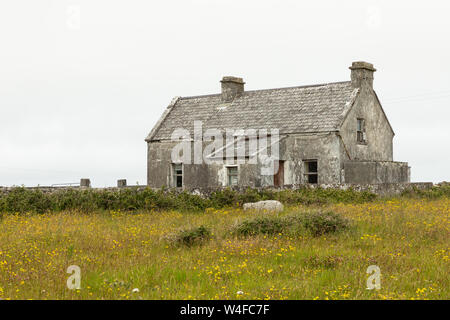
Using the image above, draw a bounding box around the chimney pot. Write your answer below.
[221,76,245,102]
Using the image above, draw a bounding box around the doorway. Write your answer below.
[273,160,285,187]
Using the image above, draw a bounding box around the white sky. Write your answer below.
[0,0,449,187]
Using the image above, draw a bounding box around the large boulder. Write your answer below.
[243,200,284,213]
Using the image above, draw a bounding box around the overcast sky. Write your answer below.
[0,0,449,187]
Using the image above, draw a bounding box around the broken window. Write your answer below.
[172,163,183,188]
[357,118,366,143]
[304,160,318,184]
[227,166,238,186]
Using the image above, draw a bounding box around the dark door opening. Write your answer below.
[274,160,285,187]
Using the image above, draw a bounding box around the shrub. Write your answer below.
[167,225,212,247]
[209,188,238,208]
[274,188,377,205]
[400,184,450,199]
[209,187,376,209]
[232,211,351,237]
[0,186,377,214]
[238,188,274,205]
[305,255,345,269]
[232,216,289,236]
[0,187,52,214]
[0,187,212,214]
[301,211,351,236]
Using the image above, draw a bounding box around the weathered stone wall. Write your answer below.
[147,141,179,187]
[147,132,344,188]
[147,130,410,188]
[283,133,341,185]
[339,81,394,162]
[0,186,87,194]
[343,161,410,184]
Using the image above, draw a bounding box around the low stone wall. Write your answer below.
[184,183,433,197]
[0,182,434,197]
[310,182,433,196]
[0,186,80,194]
[0,185,145,195]
[343,161,410,184]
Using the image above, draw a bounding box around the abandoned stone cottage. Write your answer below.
[145,61,410,188]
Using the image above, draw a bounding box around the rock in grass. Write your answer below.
[243,200,284,213]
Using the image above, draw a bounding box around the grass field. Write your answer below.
[0,196,448,300]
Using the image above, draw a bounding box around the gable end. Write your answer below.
[145,96,181,142]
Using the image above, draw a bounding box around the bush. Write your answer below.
[301,211,351,236]
[232,211,351,237]
[209,187,376,209]
[0,188,52,214]
[232,217,289,236]
[0,186,377,214]
[209,188,238,208]
[400,184,450,199]
[305,255,345,269]
[274,188,377,205]
[167,225,212,247]
[0,187,212,214]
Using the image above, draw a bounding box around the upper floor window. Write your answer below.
[172,163,183,188]
[357,118,366,144]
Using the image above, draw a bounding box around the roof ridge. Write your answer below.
[244,80,351,94]
[179,80,351,100]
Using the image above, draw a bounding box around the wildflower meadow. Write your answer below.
[0,187,448,300]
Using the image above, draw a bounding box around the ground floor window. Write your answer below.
[172,163,183,187]
[303,160,318,184]
[227,166,238,186]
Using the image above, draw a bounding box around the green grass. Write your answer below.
[0,196,448,300]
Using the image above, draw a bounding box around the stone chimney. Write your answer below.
[221,76,245,102]
[80,178,91,188]
[117,179,127,188]
[349,61,376,89]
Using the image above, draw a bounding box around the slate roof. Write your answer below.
[147,81,360,141]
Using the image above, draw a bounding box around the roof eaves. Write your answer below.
[152,130,337,143]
